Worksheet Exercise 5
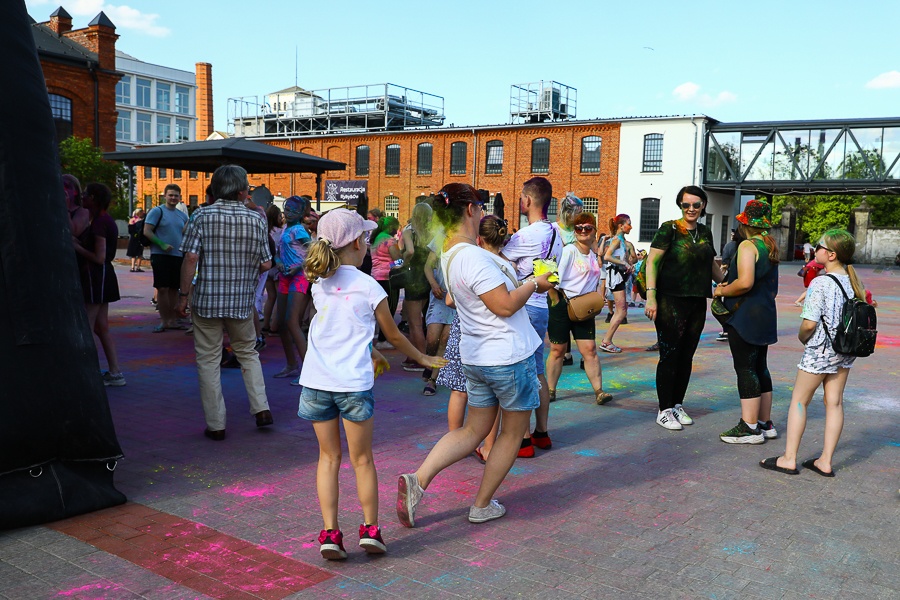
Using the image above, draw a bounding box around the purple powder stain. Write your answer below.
[222,483,276,498]
[57,584,120,597]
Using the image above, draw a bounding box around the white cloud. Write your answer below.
[673,82,700,101]
[25,0,170,37]
[672,82,737,108]
[865,71,900,90]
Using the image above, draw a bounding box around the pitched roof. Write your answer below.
[88,11,115,28]
[31,22,97,65]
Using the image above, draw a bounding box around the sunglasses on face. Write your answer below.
[574,225,596,233]
[815,243,833,254]
[681,202,703,210]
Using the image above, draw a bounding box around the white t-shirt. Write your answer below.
[442,244,541,366]
[298,265,388,392]
[502,221,564,309]
[557,244,602,296]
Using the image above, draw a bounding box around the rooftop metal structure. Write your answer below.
[704,117,900,195]
[228,83,444,137]
[510,81,576,124]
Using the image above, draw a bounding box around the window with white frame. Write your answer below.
[175,85,190,115]
[116,75,131,104]
[157,117,171,143]
[136,78,151,108]
[156,83,171,112]
[136,112,152,143]
[175,118,191,142]
[581,196,599,215]
[384,195,400,218]
[581,136,602,173]
[116,112,131,141]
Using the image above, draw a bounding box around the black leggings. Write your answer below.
[376,280,400,342]
[653,294,707,411]
[725,325,773,399]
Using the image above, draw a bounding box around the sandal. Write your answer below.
[423,382,436,396]
[595,390,613,405]
[274,365,301,378]
[152,324,166,333]
[548,388,556,403]
[474,447,486,464]
[600,342,622,353]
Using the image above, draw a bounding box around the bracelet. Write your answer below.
[646,287,656,291]
[178,290,189,297]
[532,279,539,292]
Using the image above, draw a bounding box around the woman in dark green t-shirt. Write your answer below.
[644,186,725,431]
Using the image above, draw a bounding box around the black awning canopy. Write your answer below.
[104,137,345,174]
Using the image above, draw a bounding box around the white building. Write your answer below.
[616,116,735,255]
[114,51,196,149]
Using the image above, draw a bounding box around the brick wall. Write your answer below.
[136,122,621,226]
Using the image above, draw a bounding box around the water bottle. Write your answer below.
[390,258,404,269]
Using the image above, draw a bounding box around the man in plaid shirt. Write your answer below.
[176,165,274,441]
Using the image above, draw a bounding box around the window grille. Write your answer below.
[642,133,663,172]
[48,94,72,142]
[355,145,369,176]
[581,136,601,173]
[581,197,599,215]
[485,141,503,174]
[385,144,400,175]
[531,138,550,173]
[450,142,467,175]
[639,198,660,241]
[417,143,433,175]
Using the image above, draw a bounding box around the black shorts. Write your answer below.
[609,280,626,293]
[547,294,596,344]
[151,254,184,289]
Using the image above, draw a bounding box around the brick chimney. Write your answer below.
[195,63,214,140]
[65,12,118,70]
[48,6,73,35]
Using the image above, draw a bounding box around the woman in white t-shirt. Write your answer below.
[760,229,865,478]
[298,209,446,561]
[545,212,613,405]
[397,183,555,528]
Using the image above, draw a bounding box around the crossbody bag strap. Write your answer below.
[545,225,558,259]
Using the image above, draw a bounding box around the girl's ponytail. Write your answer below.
[822,228,865,300]
[304,239,341,283]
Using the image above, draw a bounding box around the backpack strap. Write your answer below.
[821,273,850,345]
[545,225,558,260]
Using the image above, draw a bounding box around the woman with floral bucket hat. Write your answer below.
[713,199,780,444]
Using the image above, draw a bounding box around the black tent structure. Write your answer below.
[104,138,346,211]
[1,0,125,528]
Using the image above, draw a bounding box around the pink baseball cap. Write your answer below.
[317,208,377,249]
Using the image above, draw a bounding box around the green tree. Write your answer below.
[59,137,129,220]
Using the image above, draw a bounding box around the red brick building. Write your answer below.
[138,121,622,227]
[32,7,120,152]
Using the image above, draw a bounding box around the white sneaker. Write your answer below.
[757,421,778,439]
[468,499,507,524]
[374,340,395,350]
[656,409,683,430]
[672,404,693,425]
[397,473,424,528]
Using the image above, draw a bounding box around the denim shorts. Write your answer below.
[297,387,375,422]
[462,358,540,412]
[525,304,548,375]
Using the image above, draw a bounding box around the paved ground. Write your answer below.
[1,257,898,599]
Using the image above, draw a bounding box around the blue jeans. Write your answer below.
[524,304,549,375]
[463,358,540,412]
[298,387,375,422]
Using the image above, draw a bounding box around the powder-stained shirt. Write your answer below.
[650,220,717,298]
[180,199,271,319]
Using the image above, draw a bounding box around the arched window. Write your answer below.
[327,146,343,172]
[355,145,369,176]
[642,133,664,172]
[639,197,661,241]
[385,144,401,175]
[417,143,433,175]
[450,141,467,175]
[531,137,550,173]
[485,140,503,174]
[48,93,73,143]
[581,136,602,173]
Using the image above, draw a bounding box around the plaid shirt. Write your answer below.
[180,200,272,319]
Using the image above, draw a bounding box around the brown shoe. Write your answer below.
[255,410,274,428]
[204,428,226,441]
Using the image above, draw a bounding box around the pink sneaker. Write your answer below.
[358,524,386,554]
[318,529,347,560]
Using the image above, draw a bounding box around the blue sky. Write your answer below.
[27,0,900,133]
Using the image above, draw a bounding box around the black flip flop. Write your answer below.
[802,458,835,478]
[759,456,799,475]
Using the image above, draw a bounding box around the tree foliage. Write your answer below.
[772,193,900,243]
[59,137,129,220]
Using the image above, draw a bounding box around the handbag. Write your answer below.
[389,263,411,289]
[566,290,606,322]
[710,296,740,326]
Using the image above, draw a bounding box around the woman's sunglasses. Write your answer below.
[680,202,703,210]
[815,243,833,254]
[574,225,596,233]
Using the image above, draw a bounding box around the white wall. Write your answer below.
[616,117,738,254]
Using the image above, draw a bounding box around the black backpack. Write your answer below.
[822,274,877,357]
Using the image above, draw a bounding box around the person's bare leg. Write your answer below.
[158,287,177,328]
[405,299,426,359]
[311,419,342,530]
[740,396,762,427]
[473,410,531,508]
[92,303,120,374]
[447,390,467,431]
[816,369,850,474]
[545,342,566,395]
[276,292,298,369]
[480,410,501,460]
[758,391,773,423]
[576,340,604,392]
[776,370,825,470]
[602,290,627,346]
[416,406,498,489]
[262,279,278,331]
[344,417,379,526]
[533,374,550,433]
